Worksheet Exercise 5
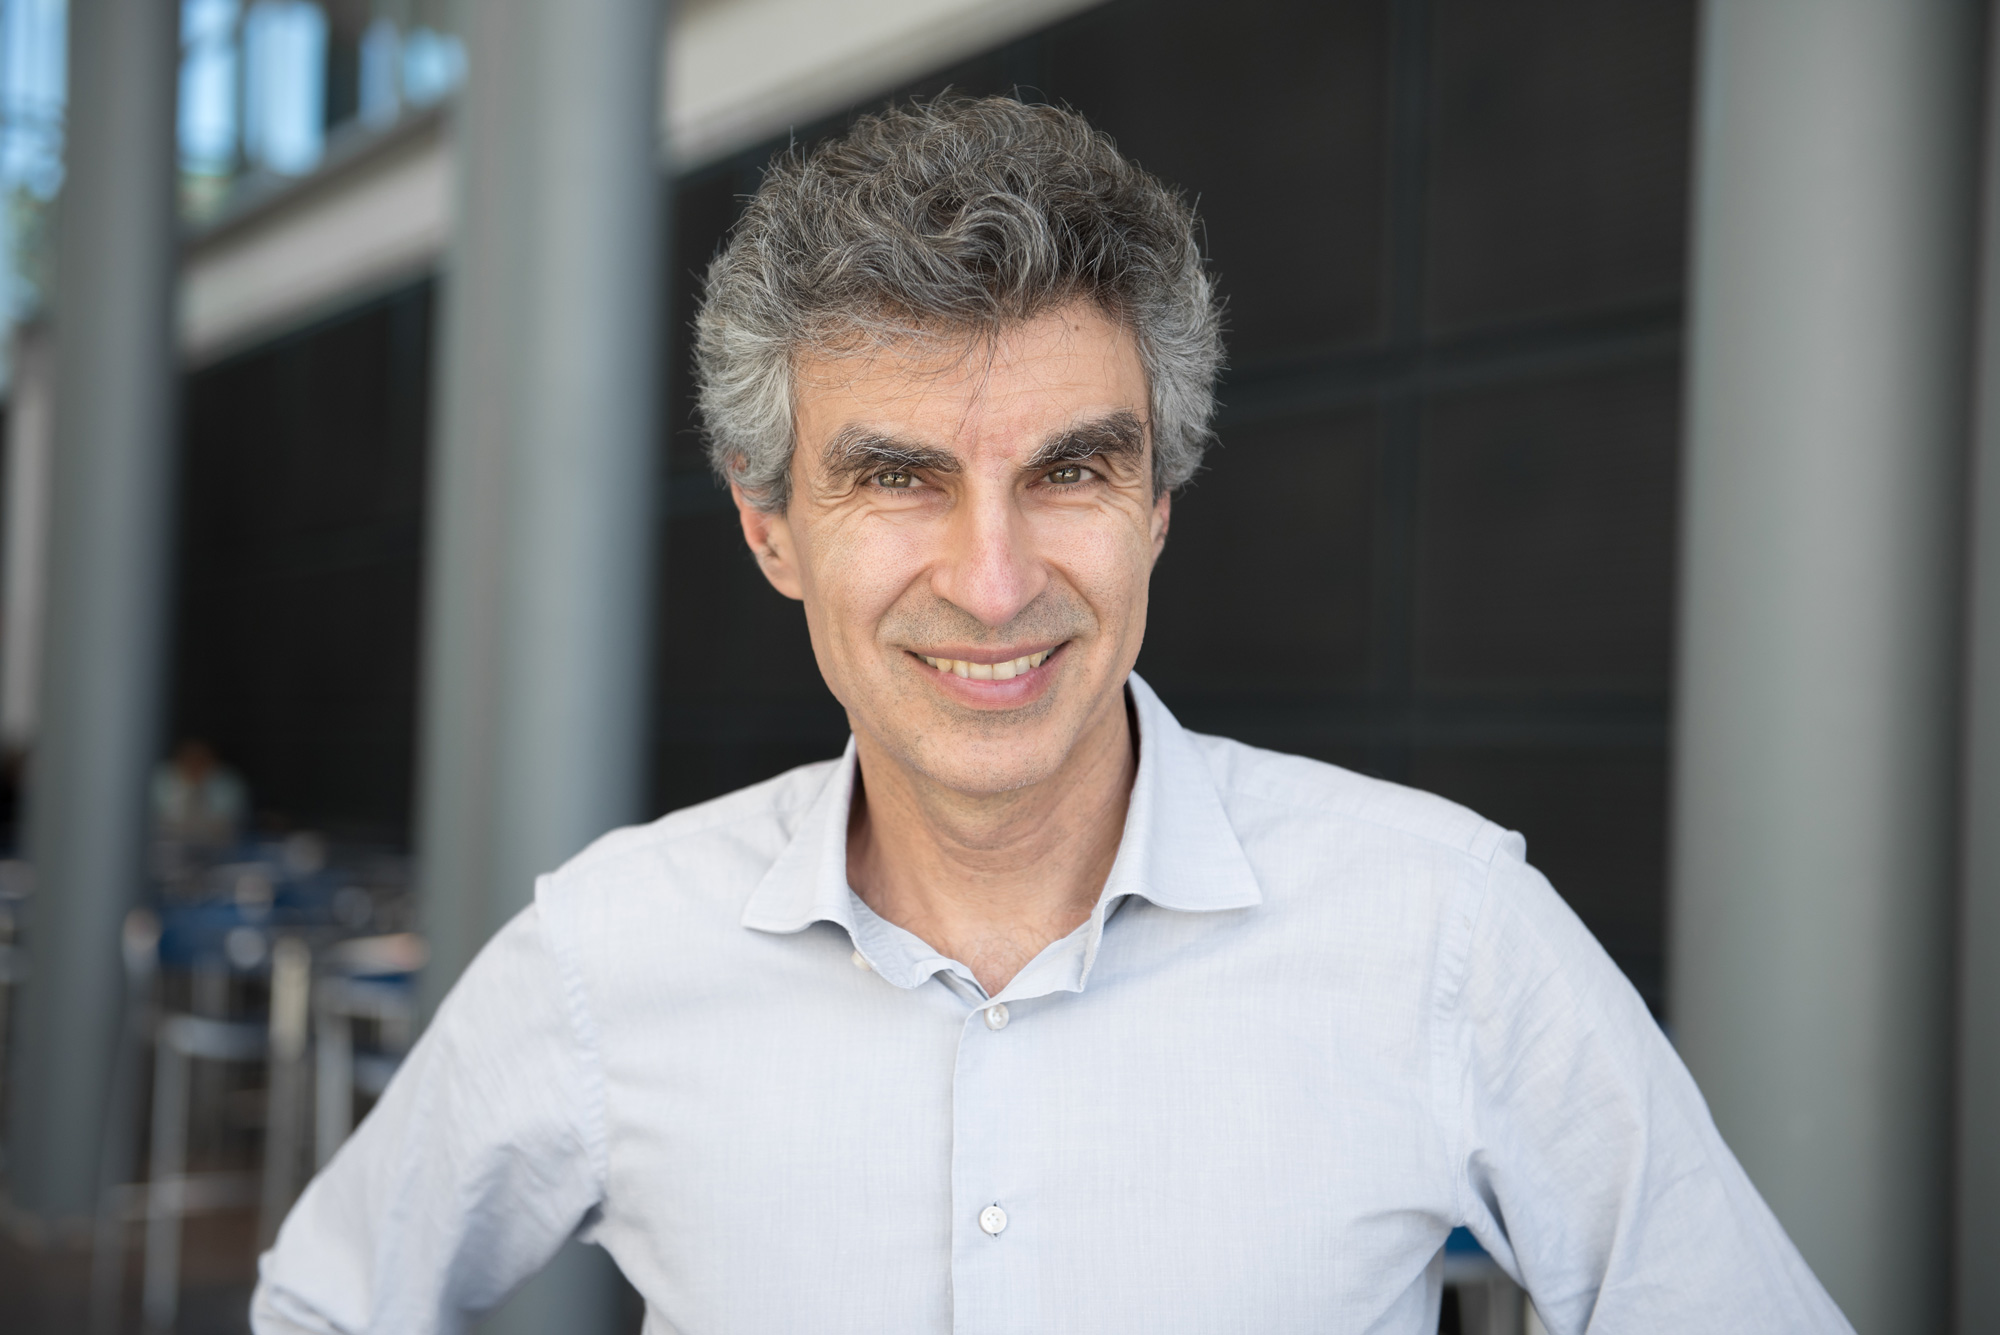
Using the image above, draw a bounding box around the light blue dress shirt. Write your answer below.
[253,675,1848,1333]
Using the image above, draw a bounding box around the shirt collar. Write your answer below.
[739,672,1263,979]
[1095,672,1263,916]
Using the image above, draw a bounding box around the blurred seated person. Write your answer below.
[152,736,248,865]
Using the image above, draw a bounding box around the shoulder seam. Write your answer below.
[550,771,835,884]
[1433,836,1511,1231]
[526,890,612,1198]
[1210,775,1510,871]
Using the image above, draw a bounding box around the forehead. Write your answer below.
[791,304,1148,453]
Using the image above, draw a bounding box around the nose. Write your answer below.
[930,486,1046,629]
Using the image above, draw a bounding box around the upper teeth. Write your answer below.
[919,650,1051,680]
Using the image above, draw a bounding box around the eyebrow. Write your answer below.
[1021,411,1148,474]
[820,426,963,485]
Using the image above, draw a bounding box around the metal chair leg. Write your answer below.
[91,906,162,1334]
[314,997,353,1168]
[259,936,311,1247]
[141,1035,189,1333]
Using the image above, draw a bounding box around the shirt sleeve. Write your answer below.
[251,901,606,1334]
[1443,836,1852,1334]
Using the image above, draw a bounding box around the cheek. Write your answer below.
[797,517,933,653]
[1032,508,1159,625]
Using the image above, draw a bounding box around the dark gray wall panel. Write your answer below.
[1416,360,1680,690]
[1426,0,1694,331]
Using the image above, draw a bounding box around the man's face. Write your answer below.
[734,302,1168,797]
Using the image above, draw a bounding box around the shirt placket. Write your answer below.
[846,887,1125,1334]
[945,919,1110,1335]
[948,987,1038,1334]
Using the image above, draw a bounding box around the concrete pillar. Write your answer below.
[413,0,664,1325]
[1955,13,2000,1330]
[1,0,179,1228]
[1669,3,1979,1331]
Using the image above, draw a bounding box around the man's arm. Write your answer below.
[253,902,606,1334]
[1444,840,1851,1333]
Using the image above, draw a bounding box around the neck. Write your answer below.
[846,690,1137,997]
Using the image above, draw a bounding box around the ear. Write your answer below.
[1149,487,1172,560]
[732,482,805,601]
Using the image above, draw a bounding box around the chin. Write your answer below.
[923,759,1055,797]
[888,722,1072,796]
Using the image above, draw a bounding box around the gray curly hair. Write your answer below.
[694,95,1225,511]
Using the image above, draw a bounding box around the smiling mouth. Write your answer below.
[916,647,1056,681]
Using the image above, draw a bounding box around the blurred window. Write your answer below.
[242,0,328,176]
[0,0,61,200]
[357,15,397,125]
[175,0,464,222]
[398,21,462,107]
[180,0,238,178]
[0,0,468,381]
[0,0,62,385]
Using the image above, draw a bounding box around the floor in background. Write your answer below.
[0,1206,257,1334]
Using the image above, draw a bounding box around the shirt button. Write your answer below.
[983,1003,1009,1031]
[851,950,871,971]
[979,1204,1008,1236]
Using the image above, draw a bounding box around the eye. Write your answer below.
[875,470,915,490]
[1047,464,1088,485]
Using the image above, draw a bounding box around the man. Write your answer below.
[255,97,1847,1333]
